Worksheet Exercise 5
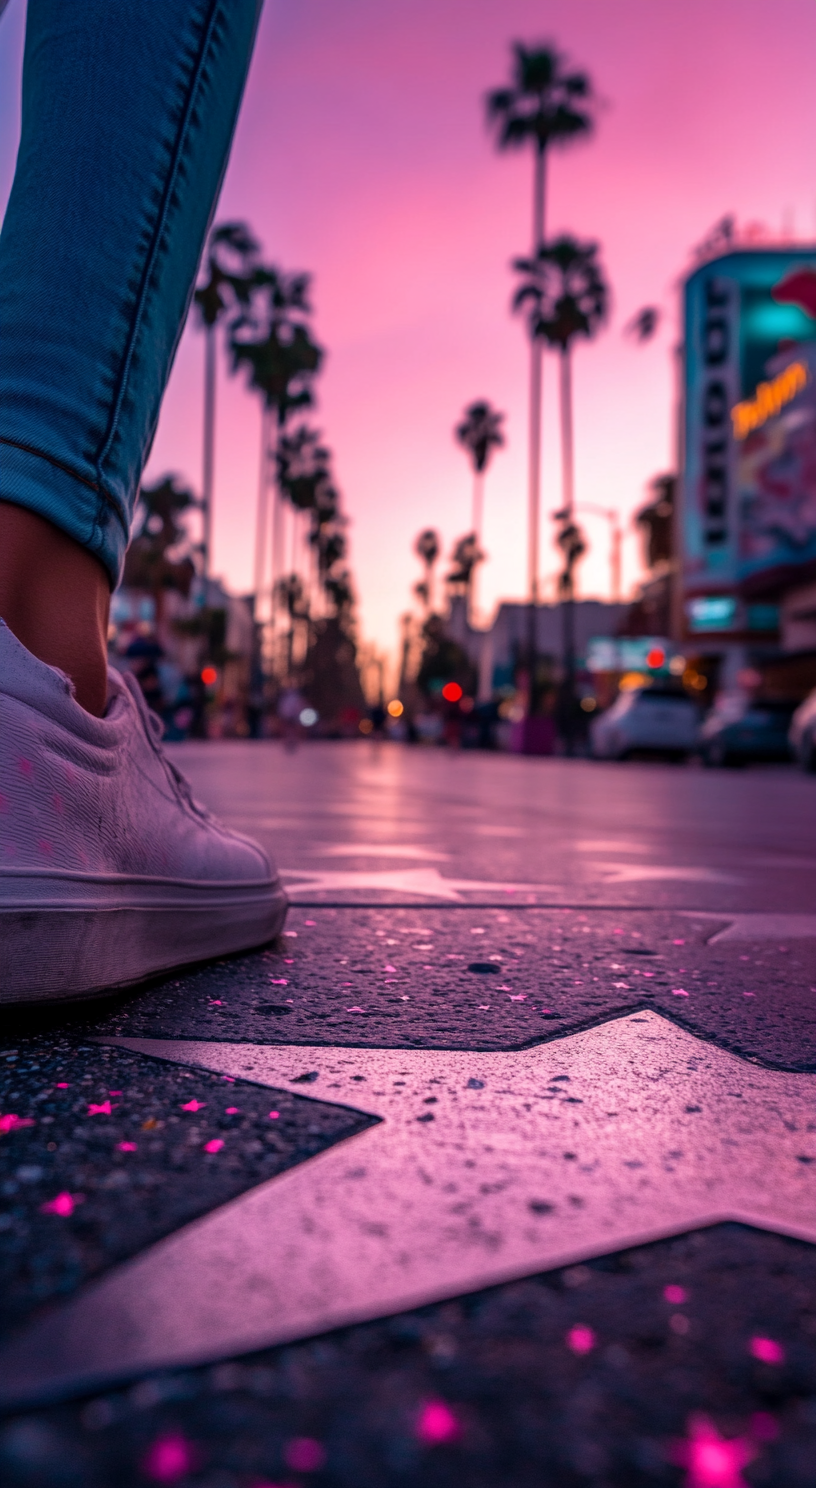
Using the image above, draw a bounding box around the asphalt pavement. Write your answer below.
[1,743,815,1487]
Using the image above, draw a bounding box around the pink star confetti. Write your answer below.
[181,1099,206,1112]
[664,1284,688,1304]
[118,1141,138,1152]
[209,999,223,1006]
[508,993,527,1001]
[750,1336,785,1364]
[87,1100,114,1116]
[203,1138,224,1153]
[283,1437,327,1472]
[566,1324,596,1354]
[384,964,397,973]
[416,1400,461,1445]
[671,1413,757,1488]
[142,1431,200,1483]
[0,1114,36,1134]
[40,1191,83,1217]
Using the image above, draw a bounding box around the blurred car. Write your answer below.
[698,695,796,766]
[590,686,700,760]
[789,688,816,772]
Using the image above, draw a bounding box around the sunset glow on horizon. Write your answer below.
[1,0,814,671]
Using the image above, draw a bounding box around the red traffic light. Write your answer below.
[442,682,463,703]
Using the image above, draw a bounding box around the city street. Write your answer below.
[1,743,815,1487]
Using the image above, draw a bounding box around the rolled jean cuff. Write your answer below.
[0,441,128,588]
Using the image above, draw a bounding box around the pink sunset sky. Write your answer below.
[1,0,815,670]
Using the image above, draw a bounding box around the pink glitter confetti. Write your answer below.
[40,1192,83,1216]
[203,1138,224,1153]
[142,1432,199,1483]
[269,1111,280,1119]
[87,1100,114,1116]
[509,993,527,1001]
[566,1324,596,1354]
[673,989,689,997]
[673,938,686,945]
[750,1336,785,1365]
[221,1076,235,1083]
[304,919,316,926]
[118,1141,138,1152]
[283,1437,327,1472]
[181,1099,206,1112]
[54,1083,70,1088]
[346,1006,365,1013]
[209,999,223,1006]
[671,1413,756,1488]
[743,992,755,998]
[270,979,288,986]
[0,1114,36,1133]
[384,964,397,973]
[416,1400,461,1445]
[225,1107,240,1115]
[664,1284,688,1304]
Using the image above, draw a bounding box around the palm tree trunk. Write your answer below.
[471,469,484,541]
[560,346,577,756]
[470,469,485,625]
[253,406,270,604]
[251,405,271,710]
[201,324,216,580]
[525,144,547,719]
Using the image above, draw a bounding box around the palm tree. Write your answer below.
[446,534,484,620]
[513,233,609,750]
[414,528,441,615]
[454,400,505,544]
[193,223,260,579]
[228,269,324,625]
[486,43,596,712]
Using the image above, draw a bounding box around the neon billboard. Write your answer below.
[682,248,816,623]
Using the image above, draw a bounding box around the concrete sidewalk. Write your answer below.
[1,743,814,1485]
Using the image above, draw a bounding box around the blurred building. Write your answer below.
[445,593,628,700]
[679,244,816,698]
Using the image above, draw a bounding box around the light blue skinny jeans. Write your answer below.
[0,0,262,589]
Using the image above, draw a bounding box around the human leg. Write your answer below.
[0,0,288,1000]
[0,0,262,709]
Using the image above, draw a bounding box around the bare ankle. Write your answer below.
[0,502,111,716]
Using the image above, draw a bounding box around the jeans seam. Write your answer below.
[0,434,128,539]
[95,0,223,482]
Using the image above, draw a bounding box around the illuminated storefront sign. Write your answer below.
[682,248,816,621]
[731,360,808,440]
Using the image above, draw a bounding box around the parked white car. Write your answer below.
[789,688,816,772]
[590,686,700,760]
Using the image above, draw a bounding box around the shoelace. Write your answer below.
[119,671,214,824]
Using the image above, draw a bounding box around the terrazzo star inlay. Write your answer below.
[280,866,554,899]
[1,1011,813,1409]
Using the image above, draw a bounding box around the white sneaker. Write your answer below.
[0,620,287,1003]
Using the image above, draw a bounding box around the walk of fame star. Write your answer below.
[1,1011,812,1409]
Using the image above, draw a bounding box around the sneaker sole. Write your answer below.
[0,871,288,1003]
